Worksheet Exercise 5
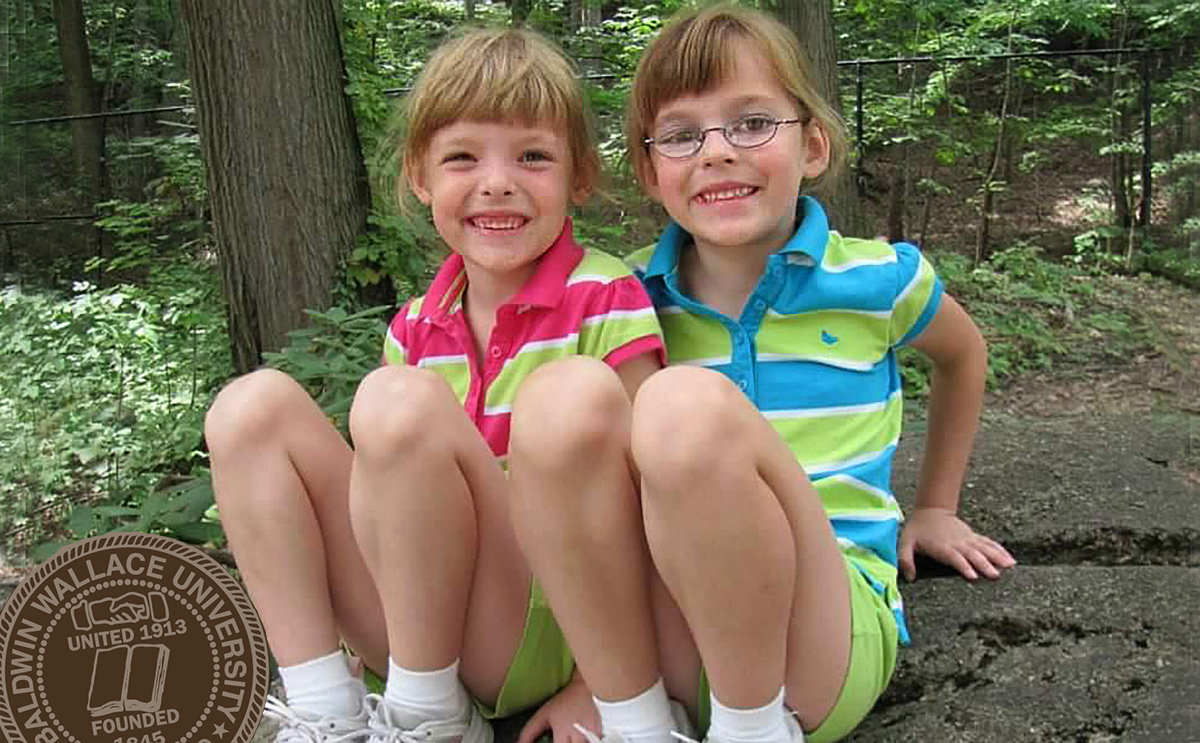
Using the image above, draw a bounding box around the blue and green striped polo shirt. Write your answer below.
[628,196,944,643]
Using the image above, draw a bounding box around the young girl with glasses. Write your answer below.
[527,5,1016,743]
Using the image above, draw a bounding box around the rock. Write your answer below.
[853,567,1199,743]
[870,411,1200,743]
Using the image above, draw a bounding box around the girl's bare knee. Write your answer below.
[510,357,627,460]
[349,365,456,460]
[632,367,748,483]
[205,368,306,455]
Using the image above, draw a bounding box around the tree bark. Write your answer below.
[1110,12,1132,229]
[51,0,106,207]
[772,0,864,236]
[975,13,1016,268]
[179,0,370,373]
[510,0,532,25]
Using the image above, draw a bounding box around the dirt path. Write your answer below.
[982,273,1200,482]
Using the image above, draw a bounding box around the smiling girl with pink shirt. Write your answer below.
[203,27,666,743]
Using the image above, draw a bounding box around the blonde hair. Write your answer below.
[626,2,848,194]
[387,27,601,214]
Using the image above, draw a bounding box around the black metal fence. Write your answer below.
[0,46,1166,270]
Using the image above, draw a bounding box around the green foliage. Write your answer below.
[262,305,391,436]
[0,263,230,561]
[345,212,438,302]
[1071,226,1129,274]
[910,242,1146,391]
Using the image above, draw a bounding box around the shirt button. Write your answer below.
[738,379,748,391]
[490,346,502,358]
[754,299,767,311]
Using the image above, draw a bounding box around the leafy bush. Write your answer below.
[903,241,1142,395]
[263,304,392,436]
[0,262,230,561]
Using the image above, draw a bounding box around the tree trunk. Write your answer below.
[179,0,370,373]
[510,0,532,25]
[975,14,1016,268]
[51,0,107,208]
[771,0,863,236]
[886,168,905,242]
[465,0,476,22]
[1110,12,1131,230]
[574,0,603,74]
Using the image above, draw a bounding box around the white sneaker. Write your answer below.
[575,700,696,743]
[263,695,371,743]
[675,709,804,743]
[362,693,494,743]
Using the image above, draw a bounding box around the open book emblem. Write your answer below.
[88,644,171,717]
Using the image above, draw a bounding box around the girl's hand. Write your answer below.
[898,507,1015,582]
[516,675,600,743]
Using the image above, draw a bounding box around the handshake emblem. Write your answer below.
[71,591,170,630]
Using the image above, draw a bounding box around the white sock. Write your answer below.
[708,688,797,743]
[383,657,470,729]
[278,649,365,718]
[594,678,676,743]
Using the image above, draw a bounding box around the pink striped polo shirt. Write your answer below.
[382,219,664,460]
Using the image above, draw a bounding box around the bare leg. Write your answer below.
[348,366,530,704]
[508,357,659,702]
[632,367,852,729]
[205,368,387,672]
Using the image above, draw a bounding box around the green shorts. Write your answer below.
[694,556,899,743]
[357,577,573,719]
[476,577,575,719]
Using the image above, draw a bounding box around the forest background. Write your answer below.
[0,0,1197,565]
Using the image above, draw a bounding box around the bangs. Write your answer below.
[406,30,577,149]
[644,19,743,108]
[424,58,569,132]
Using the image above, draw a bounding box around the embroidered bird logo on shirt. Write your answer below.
[821,330,839,346]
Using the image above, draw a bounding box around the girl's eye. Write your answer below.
[441,152,473,164]
[659,129,701,146]
[735,115,774,133]
[520,150,553,163]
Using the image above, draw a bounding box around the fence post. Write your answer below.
[1140,50,1152,227]
[856,61,864,196]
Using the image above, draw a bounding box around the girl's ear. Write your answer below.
[800,121,831,179]
[571,162,596,206]
[571,181,592,207]
[407,160,432,205]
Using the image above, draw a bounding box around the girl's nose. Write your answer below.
[698,130,737,165]
[480,164,515,196]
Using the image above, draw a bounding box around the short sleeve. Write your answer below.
[382,299,413,366]
[891,242,944,348]
[576,274,665,368]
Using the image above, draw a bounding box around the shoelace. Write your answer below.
[363,694,471,743]
[572,726,701,743]
[262,696,369,743]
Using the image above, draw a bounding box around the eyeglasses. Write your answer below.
[643,115,805,159]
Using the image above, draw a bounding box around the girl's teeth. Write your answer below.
[472,217,523,229]
[698,187,755,204]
